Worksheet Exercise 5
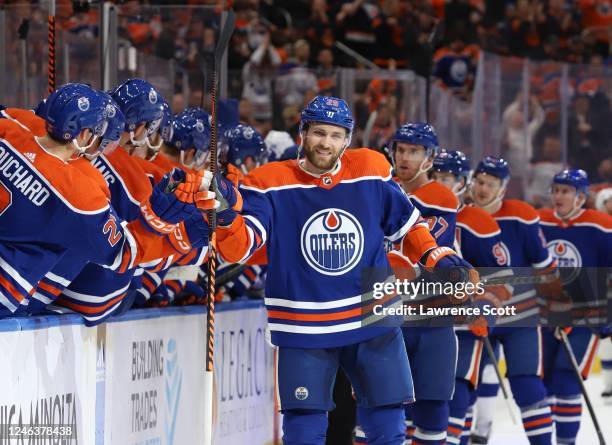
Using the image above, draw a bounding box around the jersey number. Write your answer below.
[103,215,122,247]
[492,242,508,266]
[0,182,12,217]
[426,216,449,239]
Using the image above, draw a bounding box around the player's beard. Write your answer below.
[303,142,343,172]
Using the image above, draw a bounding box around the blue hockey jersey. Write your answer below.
[539,208,612,326]
[0,120,176,313]
[491,200,554,326]
[218,149,424,348]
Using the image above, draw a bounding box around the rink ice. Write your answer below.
[485,369,612,444]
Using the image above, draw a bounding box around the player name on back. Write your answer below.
[0,143,50,205]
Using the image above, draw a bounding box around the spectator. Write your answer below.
[433,34,478,93]
[228,29,251,70]
[595,188,612,215]
[502,93,545,170]
[525,134,564,207]
[568,93,612,178]
[333,0,381,60]
[275,40,319,109]
[241,30,281,122]
[315,49,338,96]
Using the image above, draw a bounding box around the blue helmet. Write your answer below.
[221,124,267,170]
[170,107,211,169]
[159,101,174,144]
[552,168,589,194]
[390,122,439,156]
[109,78,164,146]
[300,96,354,136]
[433,150,470,179]
[34,98,47,118]
[474,156,510,182]
[170,107,211,152]
[97,92,126,157]
[44,83,108,145]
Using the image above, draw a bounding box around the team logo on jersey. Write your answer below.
[301,208,364,276]
[493,241,511,267]
[295,387,309,401]
[148,89,158,104]
[77,96,90,111]
[547,239,582,284]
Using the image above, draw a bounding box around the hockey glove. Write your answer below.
[214,174,242,227]
[168,209,210,254]
[421,246,481,304]
[140,170,198,234]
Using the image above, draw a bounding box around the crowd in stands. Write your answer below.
[1,0,611,206]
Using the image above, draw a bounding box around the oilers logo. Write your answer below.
[301,208,364,276]
[547,239,582,284]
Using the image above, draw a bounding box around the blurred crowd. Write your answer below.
[0,0,611,206]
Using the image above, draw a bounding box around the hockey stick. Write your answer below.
[425,18,444,121]
[203,10,235,445]
[558,329,607,445]
[480,272,558,287]
[18,19,29,106]
[216,263,247,288]
[482,337,518,425]
[47,0,56,93]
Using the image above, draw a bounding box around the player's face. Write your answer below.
[431,171,459,191]
[125,124,148,158]
[471,173,503,207]
[242,156,257,173]
[303,123,348,173]
[394,143,429,180]
[551,184,580,216]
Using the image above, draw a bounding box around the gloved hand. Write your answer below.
[535,266,563,299]
[214,174,242,226]
[147,283,173,307]
[168,209,210,254]
[175,281,207,306]
[421,246,481,305]
[140,169,198,234]
[469,316,488,337]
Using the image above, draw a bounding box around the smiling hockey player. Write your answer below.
[213,96,479,445]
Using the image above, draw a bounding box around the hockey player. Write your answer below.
[469,156,556,445]
[215,124,269,301]
[430,150,512,445]
[44,81,211,323]
[0,83,208,316]
[538,168,612,444]
[380,123,461,445]
[595,187,612,404]
[213,96,479,445]
[138,107,213,307]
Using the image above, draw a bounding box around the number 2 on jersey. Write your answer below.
[0,182,12,216]
[103,215,122,247]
